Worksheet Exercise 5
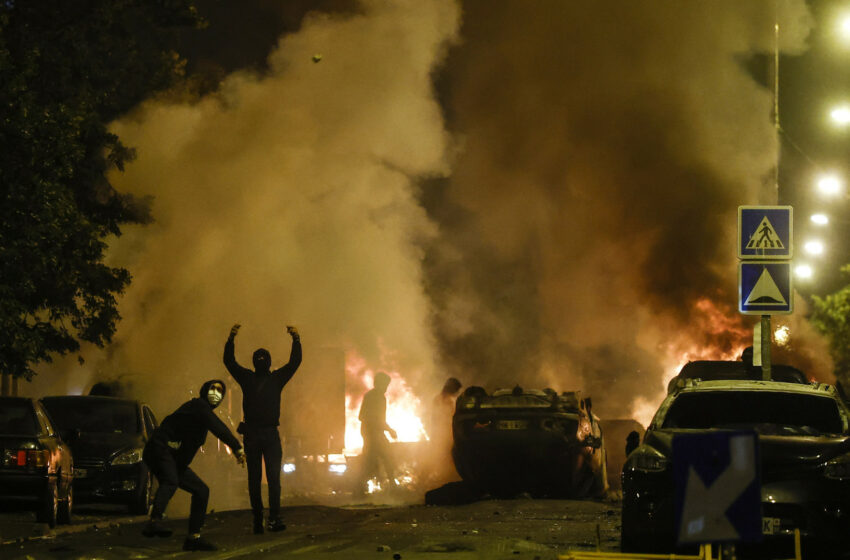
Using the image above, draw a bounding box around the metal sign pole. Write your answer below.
[761,315,771,381]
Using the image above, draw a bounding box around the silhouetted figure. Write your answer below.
[142,379,245,551]
[224,323,302,534]
[427,377,462,486]
[625,430,640,457]
[358,372,397,493]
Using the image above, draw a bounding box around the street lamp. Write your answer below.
[803,239,825,255]
[831,105,850,126]
[795,264,814,279]
[817,174,843,197]
[811,213,829,225]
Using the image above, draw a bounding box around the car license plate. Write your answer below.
[497,420,527,430]
[762,517,780,535]
[74,468,87,478]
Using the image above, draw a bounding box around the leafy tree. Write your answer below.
[810,264,850,378]
[0,0,201,387]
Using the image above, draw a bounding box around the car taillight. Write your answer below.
[4,447,48,468]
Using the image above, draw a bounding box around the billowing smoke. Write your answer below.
[25,1,832,507]
[425,0,820,420]
[29,0,461,511]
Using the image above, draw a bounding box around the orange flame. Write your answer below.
[343,352,428,455]
[630,297,751,426]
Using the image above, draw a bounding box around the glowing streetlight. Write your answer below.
[811,213,829,225]
[817,174,843,197]
[795,264,814,279]
[841,15,850,39]
[804,239,825,255]
[831,105,850,126]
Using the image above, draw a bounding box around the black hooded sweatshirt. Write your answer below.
[223,336,302,428]
[151,379,242,466]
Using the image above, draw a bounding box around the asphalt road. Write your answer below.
[0,498,621,560]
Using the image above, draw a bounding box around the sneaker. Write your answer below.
[183,536,218,551]
[142,519,172,538]
[267,517,287,532]
[253,515,264,535]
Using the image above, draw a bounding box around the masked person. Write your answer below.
[224,323,302,534]
[142,380,245,551]
[358,372,397,494]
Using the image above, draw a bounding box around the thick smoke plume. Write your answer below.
[27,3,830,507]
[426,0,819,421]
[30,0,461,512]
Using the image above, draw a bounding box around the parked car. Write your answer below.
[0,396,73,527]
[622,364,850,557]
[41,395,158,514]
[452,386,607,498]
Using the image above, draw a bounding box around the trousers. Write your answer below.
[243,426,282,518]
[143,440,209,534]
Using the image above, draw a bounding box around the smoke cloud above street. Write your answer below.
[32,0,828,434]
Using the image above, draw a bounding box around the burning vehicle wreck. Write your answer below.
[622,360,850,557]
[451,386,607,499]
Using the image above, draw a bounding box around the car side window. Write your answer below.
[34,403,54,437]
[143,407,157,436]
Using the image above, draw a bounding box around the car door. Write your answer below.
[34,401,72,498]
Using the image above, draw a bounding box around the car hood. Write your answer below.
[68,432,145,462]
[646,429,850,467]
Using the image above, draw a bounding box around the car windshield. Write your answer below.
[43,399,139,434]
[661,391,845,436]
[0,402,39,436]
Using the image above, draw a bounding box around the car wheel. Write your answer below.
[57,484,72,525]
[129,471,153,515]
[36,481,58,528]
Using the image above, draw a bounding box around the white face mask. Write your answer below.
[207,386,223,407]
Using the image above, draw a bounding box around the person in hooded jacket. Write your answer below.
[142,379,245,551]
[224,323,302,534]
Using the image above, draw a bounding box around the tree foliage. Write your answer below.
[0,0,201,380]
[810,264,850,377]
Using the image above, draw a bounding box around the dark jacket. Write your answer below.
[223,337,302,428]
[149,379,242,466]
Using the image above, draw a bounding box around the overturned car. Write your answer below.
[451,386,608,498]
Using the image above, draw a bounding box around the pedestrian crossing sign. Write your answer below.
[738,206,792,259]
[739,262,793,314]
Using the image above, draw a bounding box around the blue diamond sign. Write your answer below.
[674,431,762,545]
[739,262,792,315]
[738,206,793,260]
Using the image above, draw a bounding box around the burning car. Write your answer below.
[452,386,608,498]
[622,362,850,557]
[41,395,158,514]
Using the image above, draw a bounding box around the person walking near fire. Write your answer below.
[224,323,302,534]
[358,372,397,494]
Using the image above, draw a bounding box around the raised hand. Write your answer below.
[229,324,241,338]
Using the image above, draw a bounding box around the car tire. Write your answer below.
[57,484,72,525]
[129,471,153,515]
[36,480,58,528]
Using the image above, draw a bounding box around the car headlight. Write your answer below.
[111,448,143,466]
[824,454,850,480]
[628,449,668,472]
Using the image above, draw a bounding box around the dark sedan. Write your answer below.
[41,396,158,514]
[452,386,608,498]
[0,397,73,527]
[622,372,850,558]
